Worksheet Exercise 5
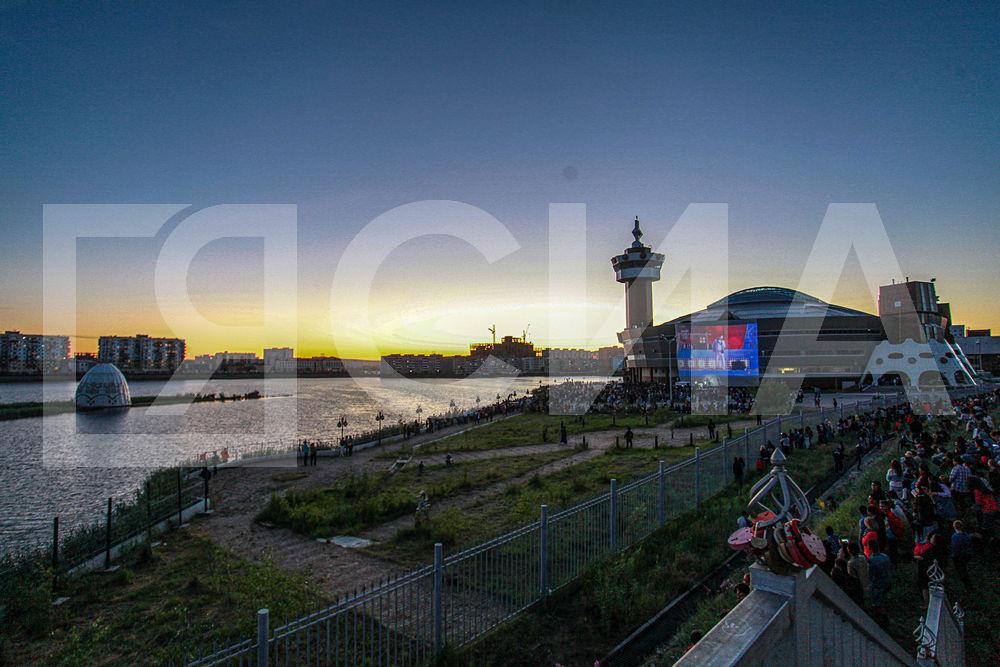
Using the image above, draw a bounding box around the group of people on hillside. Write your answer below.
[820,391,1000,625]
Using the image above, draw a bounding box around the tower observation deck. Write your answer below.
[611,216,664,331]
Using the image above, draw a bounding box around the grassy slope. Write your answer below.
[258,450,576,539]
[387,409,745,456]
[2,531,327,666]
[655,409,1000,666]
[443,424,857,666]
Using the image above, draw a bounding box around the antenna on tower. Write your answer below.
[488,325,496,346]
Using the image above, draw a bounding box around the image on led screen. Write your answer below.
[677,322,759,377]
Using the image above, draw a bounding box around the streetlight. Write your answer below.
[337,415,349,445]
[375,410,385,444]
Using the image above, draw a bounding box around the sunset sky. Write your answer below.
[3,2,998,359]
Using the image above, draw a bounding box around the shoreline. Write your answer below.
[0,391,267,421]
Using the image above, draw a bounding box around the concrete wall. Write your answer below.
[675,564,916,667]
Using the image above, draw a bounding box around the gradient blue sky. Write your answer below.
[2,1,998,357]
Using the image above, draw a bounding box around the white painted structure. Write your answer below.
[675,564,917,666]
[75,362,131,408]
[863,338,977,388]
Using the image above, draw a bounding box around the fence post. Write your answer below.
[539,505,549,600]
[799,409,804,429]
[433,542,444,655]
[658,461,666,525]
[722,437,728,483]
[695,447,701,504]
[609,479,618,551]
[176,467,184,526]
[744,432,751,468]
[257,608,269,667]
[203,474,210,513]
[840,403,844,419]
[104,497,112,570]
[776,415,782,435]
[145,481,152,542]
[52,516,59,574]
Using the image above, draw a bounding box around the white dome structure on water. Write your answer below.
[75,363,131,408]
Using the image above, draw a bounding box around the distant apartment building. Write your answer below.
[98,334,185,372]
[0,330,71,373]
[212,351,259,369]
[264,347,294,369]
[296,356,345,374]
[543,348,600,374]
[73,353,99,374]
[381,354,486,376]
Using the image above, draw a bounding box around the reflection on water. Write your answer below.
[0,376,609,551]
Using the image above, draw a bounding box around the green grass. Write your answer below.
[388,410,682,456]
[365,443,706,566]
[653,407,1000,666]
[441,425,873,666]
[257,451,575,539]
[808,410,1000,666]
[1,531,327,666]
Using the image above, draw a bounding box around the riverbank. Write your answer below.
[0,391,266,421]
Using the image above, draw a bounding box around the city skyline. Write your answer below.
[3,2,998,359]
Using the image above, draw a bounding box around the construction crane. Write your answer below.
[488,325,496,346]
[522,323,531,343]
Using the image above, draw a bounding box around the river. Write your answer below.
[0,375,610,551]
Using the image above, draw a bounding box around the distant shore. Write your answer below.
[0,390,266,421]
[0,370,618,383]
[0,370,359,383]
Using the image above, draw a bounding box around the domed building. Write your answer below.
[75,363,132,408]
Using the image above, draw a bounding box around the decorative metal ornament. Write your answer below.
[913,616,937,659]
[927,559,946,591]
[746,448,811,527]
[952,602,965,632]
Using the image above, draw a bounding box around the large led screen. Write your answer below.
[677,322,759,377]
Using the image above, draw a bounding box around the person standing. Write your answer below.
[624,426,634,449]
[833,444,845,473]
[733,456,745,485]
[868,540,892,623]
[309,441,317,466]
[559,421,567,445]
[951,520,973,586]
[949,456,972,511]
[846,542,870,606]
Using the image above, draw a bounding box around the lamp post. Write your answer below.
[337,415,348,445]
[375,410,385,444]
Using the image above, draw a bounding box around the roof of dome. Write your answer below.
[660,285,875,326]
[76,363,131,408]
[706,286,825,309]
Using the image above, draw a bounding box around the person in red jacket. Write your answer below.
[862,516,881,558]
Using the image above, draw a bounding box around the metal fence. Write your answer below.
[0,466,205,601]
[187,393,931,667]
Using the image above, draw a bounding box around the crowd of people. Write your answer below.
[818,390,999,625]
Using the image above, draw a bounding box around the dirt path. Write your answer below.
[190,415,758,599]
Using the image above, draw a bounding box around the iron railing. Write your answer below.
[186,393,926,667]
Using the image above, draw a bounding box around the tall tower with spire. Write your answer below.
[611,216,664,331]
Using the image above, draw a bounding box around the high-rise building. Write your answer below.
[0,330,71,373]
[98,334,185,372]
